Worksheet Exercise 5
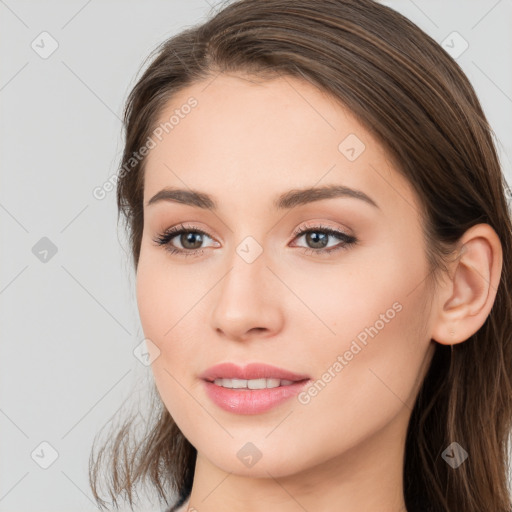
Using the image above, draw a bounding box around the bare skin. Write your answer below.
[136,73,502,512]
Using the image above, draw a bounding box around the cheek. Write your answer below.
[275,255,405,358]
[135,252,206,397]
[135,264,188,417]
[136,259,167,344]
[290,244,430,388]
[136,248,200,343]
[316,285,430,424]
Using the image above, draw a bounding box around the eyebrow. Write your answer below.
[146,184,380,211]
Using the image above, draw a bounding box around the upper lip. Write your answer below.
[200,362,310,382]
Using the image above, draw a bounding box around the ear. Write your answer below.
[431,223,503,345]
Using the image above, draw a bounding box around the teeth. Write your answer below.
[213,378,296,389]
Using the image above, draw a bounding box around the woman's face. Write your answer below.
[136,73,437,479]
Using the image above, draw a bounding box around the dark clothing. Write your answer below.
[164,490,437,511]
[165,487,191,512]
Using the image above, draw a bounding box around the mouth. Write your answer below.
[199,361,310,382]
[207,377,309,389]
[199,362,311,414]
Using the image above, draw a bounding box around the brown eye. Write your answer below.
[152,224,217,257]
[304,231,329,249]
[291,225,358,255]
[179,232,204,250]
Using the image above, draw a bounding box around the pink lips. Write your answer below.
[200,362,311,415]
[199,362,310,382]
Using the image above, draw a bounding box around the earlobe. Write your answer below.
[431,223,503,346]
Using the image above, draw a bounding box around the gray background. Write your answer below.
[1,1,511,511]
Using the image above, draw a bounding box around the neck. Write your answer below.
[182,406,410,512]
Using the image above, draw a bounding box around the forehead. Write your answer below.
[142,73,419,217]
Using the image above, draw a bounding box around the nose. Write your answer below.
[211,247,285,342]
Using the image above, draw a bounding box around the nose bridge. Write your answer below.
[225,239,268,295]
[211,235,283,339]
[220,218,272,294]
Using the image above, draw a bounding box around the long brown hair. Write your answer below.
[89,1,512,510]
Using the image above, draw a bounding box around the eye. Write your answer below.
[152,222,358,257]
[290,223,357,255]
[152,223,218,257]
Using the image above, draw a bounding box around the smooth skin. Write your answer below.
[135,73,502,512]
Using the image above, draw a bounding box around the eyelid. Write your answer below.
[290,220,352,238]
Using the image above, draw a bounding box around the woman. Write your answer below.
[89,1,512,511]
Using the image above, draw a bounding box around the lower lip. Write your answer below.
[202,379,310,414]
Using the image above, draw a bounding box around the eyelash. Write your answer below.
[152,223,358,258]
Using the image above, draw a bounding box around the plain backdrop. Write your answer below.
[1,1,511,511]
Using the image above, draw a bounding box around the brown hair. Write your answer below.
[89,1,512,511]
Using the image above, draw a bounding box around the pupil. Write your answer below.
[182,232,202,249]
[307,232,328,248]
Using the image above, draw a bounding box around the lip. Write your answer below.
[200,362,311,415]
[199,362,310,382]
